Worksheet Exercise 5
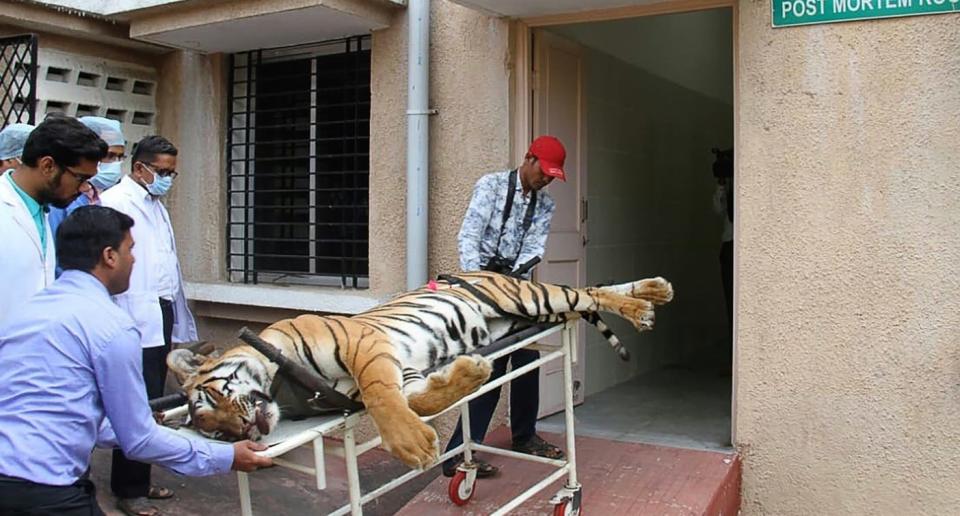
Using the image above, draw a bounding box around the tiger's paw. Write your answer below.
[379,409,439,469]
[447,354,492,392]
[409,355,492,416]
[634,277,674,305]
[624,299,657,332]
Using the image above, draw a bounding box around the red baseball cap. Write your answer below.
[528,135,566,181]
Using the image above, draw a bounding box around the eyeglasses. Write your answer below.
[140,162,178,179]
[61,165,96,185]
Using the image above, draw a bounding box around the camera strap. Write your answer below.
[493,170,538,263]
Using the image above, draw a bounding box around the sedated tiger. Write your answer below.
[167,271,673,468]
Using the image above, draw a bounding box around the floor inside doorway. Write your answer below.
[539,365,732,452]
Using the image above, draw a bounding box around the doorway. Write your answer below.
[528,6,736,451]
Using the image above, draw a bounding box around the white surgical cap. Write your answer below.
[0,123,34,161]
[79,116,125,147]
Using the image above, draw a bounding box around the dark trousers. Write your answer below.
[0,474,105,516]
[443,348,540,463]
[720,240,734,326]
[110,299,173,499]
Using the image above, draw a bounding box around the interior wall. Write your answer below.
[550,9,733,396]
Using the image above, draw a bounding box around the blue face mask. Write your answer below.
[89,161,123,191]
[146,173,173,197]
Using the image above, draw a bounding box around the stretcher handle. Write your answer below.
[510,256,541,278]
[149,392,188,412]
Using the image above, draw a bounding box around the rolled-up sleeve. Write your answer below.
[93,326,234,476]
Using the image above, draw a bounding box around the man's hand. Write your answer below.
[231,441,273,472]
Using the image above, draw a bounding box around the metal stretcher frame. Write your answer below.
[164,321,582,516]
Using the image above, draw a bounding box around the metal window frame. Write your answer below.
[227,36,371,289]
[0,34,39,126]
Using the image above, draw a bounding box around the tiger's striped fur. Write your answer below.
[167,272,673,468]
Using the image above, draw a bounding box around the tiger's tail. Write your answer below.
[536,311,629,361]
[581,312,629,361]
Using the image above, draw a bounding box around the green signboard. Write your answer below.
[773,0,960,27]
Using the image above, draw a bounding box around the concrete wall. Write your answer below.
[556,25,733,397]
[369,0,513,296]
[735,3,960,514]
[155,51,228,284]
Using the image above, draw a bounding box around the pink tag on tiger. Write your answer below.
[427,280,439,291]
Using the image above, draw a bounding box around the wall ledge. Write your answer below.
[184,281,383,315]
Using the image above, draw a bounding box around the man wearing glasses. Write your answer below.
[100,135,198,516]
[48,116,128,276]
[0,116,105,325]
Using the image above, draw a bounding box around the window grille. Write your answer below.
[228,36,370,288]
[0,34,38,126]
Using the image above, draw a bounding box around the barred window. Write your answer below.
[0,34,38,125]
[227,36,370,288]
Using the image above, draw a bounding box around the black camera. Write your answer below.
[482,255,515,275]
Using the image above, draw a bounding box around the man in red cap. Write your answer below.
[442,135,567,478]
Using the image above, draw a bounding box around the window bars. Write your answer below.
[227,36,371,288]
[0,34,38,126]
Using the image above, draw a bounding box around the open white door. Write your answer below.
[532,29,588,418]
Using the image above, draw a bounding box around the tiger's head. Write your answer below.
[167,348,280,442]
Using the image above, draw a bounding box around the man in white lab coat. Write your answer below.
[100,135,198,516]
[0,116,106,325]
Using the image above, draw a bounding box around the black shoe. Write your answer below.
[442,456,500,478]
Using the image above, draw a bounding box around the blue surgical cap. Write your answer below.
[0,123,34,161]
[79,116,125,147]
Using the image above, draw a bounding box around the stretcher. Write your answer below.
[162,321,583,516]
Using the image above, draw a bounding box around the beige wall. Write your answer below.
[565,32,733,396]
[735,3,960,514]
[157,50,228,284]
[370,0,513,297]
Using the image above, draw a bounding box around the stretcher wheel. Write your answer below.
[448,470,476,506]
[553,499,581,516]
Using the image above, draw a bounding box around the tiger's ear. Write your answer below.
[167,348,206,384]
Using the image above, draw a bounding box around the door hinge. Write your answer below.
[580,197,588,223]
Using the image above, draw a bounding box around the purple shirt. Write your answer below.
[0,270,233,485]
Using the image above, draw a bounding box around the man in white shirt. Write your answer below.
[0,116,104,326]
[100,135,197,516]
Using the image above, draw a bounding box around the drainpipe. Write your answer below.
[406,0,431,290]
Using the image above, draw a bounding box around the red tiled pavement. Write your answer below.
[397,427,740,516]
[91,439,439,516]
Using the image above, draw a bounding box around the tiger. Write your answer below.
[167,271,673,469]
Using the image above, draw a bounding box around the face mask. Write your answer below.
[89,161,123,191]
[146,173,173,197]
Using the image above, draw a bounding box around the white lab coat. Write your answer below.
[0,173,55,327]
[100,176,197,348]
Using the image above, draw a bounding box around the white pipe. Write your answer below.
[406,0,431,290]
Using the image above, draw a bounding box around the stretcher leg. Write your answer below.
[448,402,478,505]
[238,471,252,516]
[343,427,362,515]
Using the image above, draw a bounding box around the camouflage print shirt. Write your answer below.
[457,170,556,279]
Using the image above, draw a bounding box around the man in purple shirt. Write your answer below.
[0,205,271,515]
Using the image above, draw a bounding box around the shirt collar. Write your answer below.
[7,170,45,217]
[120,175,154,203]
[512,169,533,199]
[59,269,111,298]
